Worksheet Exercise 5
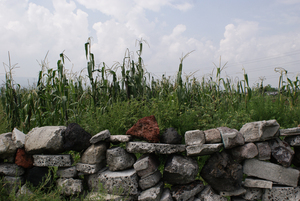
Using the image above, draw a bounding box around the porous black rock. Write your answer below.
[160,127,182,144]
[25,167,53,188]
[63,123,92,152]
[200,151,243,192]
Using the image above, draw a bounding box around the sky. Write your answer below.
[1,0,300,88]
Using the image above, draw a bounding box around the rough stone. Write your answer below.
[57,178,83,196]
[280,127,300,136]
[243,178,272,189]
[0,163,25,176]
[0,132,17,160]
[160,188,173,201]
[285,135,300,146]
[12,128,26,148]
[90,129,111,144]
[163,155,199,185]
[262,186,300,201]
[84,167,108,191]
[243,158,299,187]
[138,181,163,201]
[16,184,34,198]
[204,128,222,143]
[230,143,258,162]
[107,147,136,171]
[25,126,65,154]
[110,135,132,144]
[76,162,106,175]
[255,142,271,160]
[242,188,262,201]
[218,127,245,149]
[126,115,160,143]
[57,166,78,178]
[220,187,246,197]
[160,127,182,144]
[171,180,204,201]
[139,169,162,190]
[99,168,139,196]
[196,185,227,201]
[85,192,135,201]
[240,120,280,142]
[268,138,294,167]
[184,130,205,146]
[126,142,185,154]
[25,167,52,188]
[63,123,91,152]
[292,146,300,167]
[81,142,107,164]
[133,154,160,177]
[200,151,243,192]
[33,154,73,167]
[2,176,25,194]
[15,148,33,168]
[186,143,223,156]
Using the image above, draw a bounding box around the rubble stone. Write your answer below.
[25,126,65,154]
[230,143,258,162]
[33,154,73,167]
[16,184,34,198]
[280,127,300,136]
[243,178,272,189]
[15,148,33,168]
[285,135,300,146]
[163,155,198,185]
[133,154,160,177]
[160,127,182,144]
[138,181,163,201]
[110,135,132,144]
[57,166,78,178]
[186,143,223,156]
[90,129,111,144]
[269,138,294,167]
[204,128,222,143]
[243,159,299,187]
[85,167,108,191]
[76,163,106,175]
[2,176,25,194]
[139,169,161,190]
[262,186,300,201]
[81,142,107,164]
[63,123,91,152]
[218,127,245,149]
[160,188,173,201]
[0,132,17,160]
[107,147,136,171]
[85,192,135,201]
[126,142,185,154]
[25,167,53,188]
[0,163,25,176]
[12,128,26,148]
[240,120,280,142]
[171,180,204,201]
[292,146,300,166]
[57,178,83,196]
[255,142,271,160]
[185,130,205,146]
[196,185,227,201]
[220,187,246,197]
[126,115,160,143]
[242,188,262,201]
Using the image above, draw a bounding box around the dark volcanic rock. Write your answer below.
[200,151,243,192]
[160,127,182,144]
[63,123,92,152]
[171,180,204,201]
[163,155,198,185]
[269,138,294,167]
[292,146,300,167]
[25,167,53,188]
[126,115,160,143]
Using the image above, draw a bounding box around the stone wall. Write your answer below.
[1,115,300,201]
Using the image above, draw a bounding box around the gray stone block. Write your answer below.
[57,166,78,178]
[285,135,300,146]
[12,128,26,148]
[255,142,271,160]
[0,132,17,160]
[242,187,262,200]
[204,128,222,143]
[220,187,246,197]
[230,143,258,162]
[2,176,25,194]
[139,169,162,190]
[25,126,66,154]
[85,192,135,201]
[240,120,280,142]
[57,178,83,196]
[126,142,185,154]
[110,135,132,144]
[160,188,173,201]
[218,127,245,149]
[171,180,204,201]
[134,154,160,178]
[90,129,111,144]
[33,154,73,167]
[107,147,136,171]
[85,167,108,191]
[280,127,300,136]
[185,130,205,146]
[243,159,299,187]
[16,184,34,198]
[81,142,107,164]
[186,143,223,156]
[0,163,25,176]
[138,181,163,201]
[196,185,227,201]
[269,138,294,167]
[76,162,106,175]
[243,178,272,189]
[262,186,300,201]
[99,168,139,196]
[164,155,198,185]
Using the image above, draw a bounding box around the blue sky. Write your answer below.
[1,0,300,87]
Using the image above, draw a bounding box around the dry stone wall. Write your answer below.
[1,115,300,201]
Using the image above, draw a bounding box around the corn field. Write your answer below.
[1,39,300,135]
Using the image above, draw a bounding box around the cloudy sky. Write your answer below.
[1,0,300,87]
